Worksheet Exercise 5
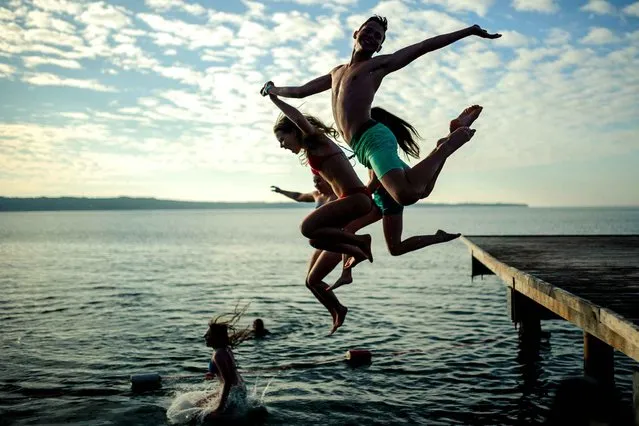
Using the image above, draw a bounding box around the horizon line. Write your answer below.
[0,195,638,208]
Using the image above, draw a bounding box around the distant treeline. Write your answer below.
[0,197,528,212]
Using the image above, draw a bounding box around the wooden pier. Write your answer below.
[461,235,639,421]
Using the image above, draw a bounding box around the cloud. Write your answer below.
[21,72,116,91]
[623,1,639,17]
[59,112,90,119]
[495,30,530,47]
[580,0,616,15]
[421,0,496,17]
[270,11,345,48]
[0,7,16,21]
[580,27,620,45]
[287,0,357,13]
[77,2,131,30]
[242,0,266,17]
[22,55,82,69]
[137,13,235,49]
[31,0,83,16]
[0,63,17,77]
[545,28,571,45]
[23,28,87,50]
[25,10,76,33]
[511,0,559,13]
[144,0,206,16]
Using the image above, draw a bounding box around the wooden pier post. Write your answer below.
[583,332,615,388]
[508,289,542,340]
[471,254,493,277]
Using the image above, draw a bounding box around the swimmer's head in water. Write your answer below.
[273,114,340,156]
[252,318,269,338]
[312,174,333,196]
[354,15,387,54]
[253,318,264,330]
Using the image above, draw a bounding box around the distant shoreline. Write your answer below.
[0,196,529,212]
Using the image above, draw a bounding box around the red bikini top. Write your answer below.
[307,151,342,173]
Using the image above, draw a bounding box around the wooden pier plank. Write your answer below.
[461,235,639,362]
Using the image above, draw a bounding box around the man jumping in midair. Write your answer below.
[262,17,500,207]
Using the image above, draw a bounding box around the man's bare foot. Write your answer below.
[435,229,461,243]
[450,105,483,133]
[329,305,348,335]
[327,269,353,292]
[443,127,476,152]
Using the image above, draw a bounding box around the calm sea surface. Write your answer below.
[1,207,638,425]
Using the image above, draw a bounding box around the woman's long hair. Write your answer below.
[273,113,340,165]
[207,303,252,349]
[371,107,420,159]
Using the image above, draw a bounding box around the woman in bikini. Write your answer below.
[267,92,374,334]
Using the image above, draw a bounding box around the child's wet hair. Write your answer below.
[207,303,252,348]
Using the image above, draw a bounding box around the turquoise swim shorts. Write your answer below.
[373,186,404,216]
[351,121,408,179]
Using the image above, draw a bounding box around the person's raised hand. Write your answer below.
[471,24,501,39]
[260,81,275,96]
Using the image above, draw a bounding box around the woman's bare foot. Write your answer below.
[450,105,483,132]
[356,234,373,263]
[329,307,338,326]
[329,305,348,335]
[435,229,461,243]
[343,254,364,270]
[327,268,353,292]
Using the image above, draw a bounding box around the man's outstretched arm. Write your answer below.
[263,73,332,99]
[379,25,501,74]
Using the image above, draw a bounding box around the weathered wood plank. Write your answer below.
[461,236,639,363]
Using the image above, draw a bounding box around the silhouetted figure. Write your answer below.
[252,319,270,339]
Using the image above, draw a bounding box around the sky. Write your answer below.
[0,0,638,207]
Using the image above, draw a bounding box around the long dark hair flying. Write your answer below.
[371,107,420,159]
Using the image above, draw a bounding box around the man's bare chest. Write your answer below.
[332,65,375,95]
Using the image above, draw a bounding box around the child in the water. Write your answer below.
[199,319,248,418]
[252,318,270,339]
